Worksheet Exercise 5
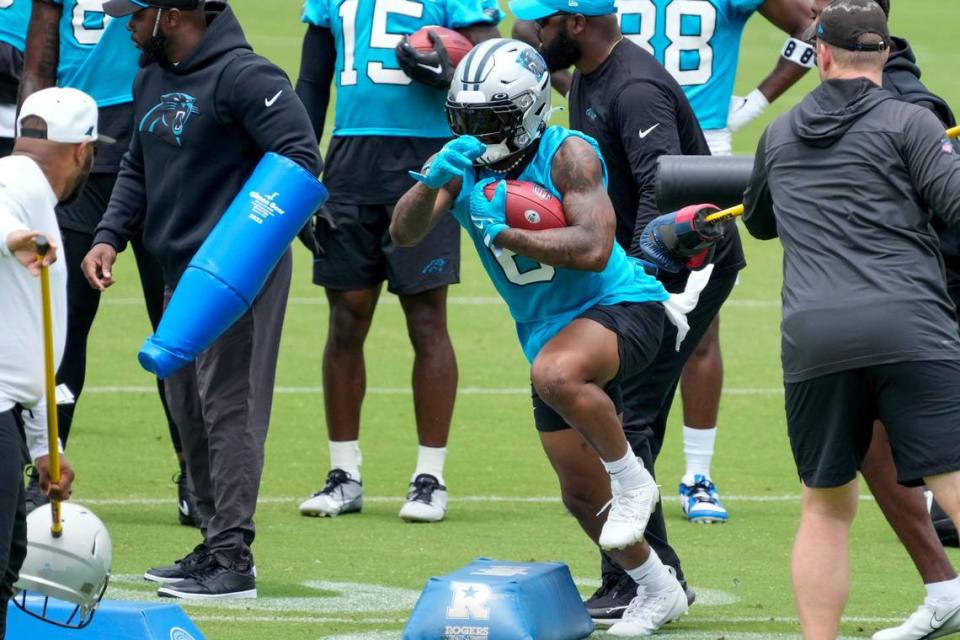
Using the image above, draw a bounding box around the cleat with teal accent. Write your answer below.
[679,475,728,524]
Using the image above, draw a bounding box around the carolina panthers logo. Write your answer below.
[516,48,547,80]
[139,93,200,147]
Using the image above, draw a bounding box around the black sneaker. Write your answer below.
[174,467,201,528]
[585,571,696,625]
[23,467,48,514]
[144,544,213,584]
[157,557,257,600]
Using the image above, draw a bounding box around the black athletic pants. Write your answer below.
[600,269,739,583]
[57,228,181,452]
[0,408,28,638]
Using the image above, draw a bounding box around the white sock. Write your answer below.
[329,440,361,480]
[683,426,717,483]
[413,445,447,485]
[925,577,960,602]
[625,549,677,593]
[602,448,648,493]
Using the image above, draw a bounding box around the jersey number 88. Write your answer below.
[614,0,717,85]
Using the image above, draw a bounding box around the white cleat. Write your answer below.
[873,597,960,640]
[298,469,363,517]
[607,574,688,637]
[598,467,660,550]
[399,474,447,523]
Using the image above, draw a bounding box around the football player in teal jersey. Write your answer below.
[16,0,197,526]
[294,0,501,523]
[0,0,30,154]
[514,0,814,530]
[393,39,705,636]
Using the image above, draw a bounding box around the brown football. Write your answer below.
[484,180,568,231]
[408,26,474,66]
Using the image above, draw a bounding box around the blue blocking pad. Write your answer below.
[139,153,328,379]
[7,598,206,639]
[403,559,594,640]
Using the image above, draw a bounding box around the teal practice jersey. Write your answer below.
[451,127,669,362]
[302,0,503,137]
[47,0,139,107]
[0,0,31,52]
[615,0,765,130]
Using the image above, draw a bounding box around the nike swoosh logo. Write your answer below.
[638,123,660,139]
[179,499,190,516]
[417,62,443,74]
[265,90,283,107]
[931,601,960,629]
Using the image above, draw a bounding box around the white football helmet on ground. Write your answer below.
[13,502,112,628]
[446,38,552,166]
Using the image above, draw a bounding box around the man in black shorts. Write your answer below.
[294,0,500,522]
[742,1,960,635]
[513,0,746,623]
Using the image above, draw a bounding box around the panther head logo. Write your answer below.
[516,48,547,80]
[139,93,200,147]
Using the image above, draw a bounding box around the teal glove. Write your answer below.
[409,136,487,189]
[470,178,509,252]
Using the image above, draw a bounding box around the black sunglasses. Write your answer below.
[535,12,564,27]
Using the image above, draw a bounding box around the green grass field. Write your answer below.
[63,2,960,638]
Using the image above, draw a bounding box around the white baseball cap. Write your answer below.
[17,87,115,145]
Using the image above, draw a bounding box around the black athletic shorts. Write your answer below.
[312,201,460,296]
[533,301,665,432]
[786,360,960,488]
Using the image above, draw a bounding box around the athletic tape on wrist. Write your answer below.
[782,37,816,68]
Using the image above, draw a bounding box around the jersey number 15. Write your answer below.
[338,0,422,86]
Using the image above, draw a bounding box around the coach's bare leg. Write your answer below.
[399,286,457,449]
[862,421,957,583]
[323,287,382,442]
[540,429,653,570]
[793,480,859,640]
[924,471,960,531]
[531,319,632,462]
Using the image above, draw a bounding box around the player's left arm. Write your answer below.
[224,59,323,177]
[491,137,616,272]
[728,0,815,132]
[456,23,501,44]
[17,0,62,107]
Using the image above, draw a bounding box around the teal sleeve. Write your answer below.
[445,0,503,29]
[301,0,330,27]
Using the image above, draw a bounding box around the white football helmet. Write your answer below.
[13,502,112,628]
[446,38,552,166]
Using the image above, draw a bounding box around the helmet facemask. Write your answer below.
[446,91,543,165]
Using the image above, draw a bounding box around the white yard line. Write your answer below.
[102,296,779,308]
[84,385,784,396]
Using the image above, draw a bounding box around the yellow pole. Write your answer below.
[703,125,960,225]
[35,236,62,538]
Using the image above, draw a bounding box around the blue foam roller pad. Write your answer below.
[403,558,594,640]
[139,152,328,379]
[7,598,207,639]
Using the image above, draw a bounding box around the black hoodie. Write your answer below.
[94,2,322,285]
[743,78,960,382]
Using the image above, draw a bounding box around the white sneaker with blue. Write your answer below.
[299,469,363,517]
[679,474,728,523]
[872,595,960,640]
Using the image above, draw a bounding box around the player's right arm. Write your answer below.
[729,0,815,132]
[84,80,149,290]
[391,172,461,247]
[17,0,62,107]
[295,25,336,143]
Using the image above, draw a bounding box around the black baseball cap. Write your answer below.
[103,0,203,17]
[812,0,889,52]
